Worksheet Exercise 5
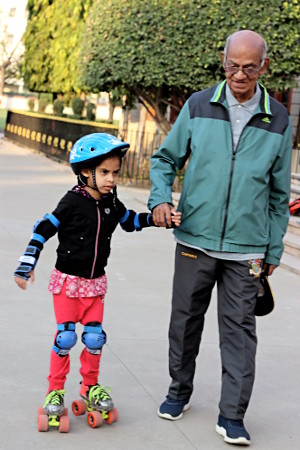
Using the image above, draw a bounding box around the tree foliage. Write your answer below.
[80,0,300,133]
[23,0,92,93]
[22,0,300,132]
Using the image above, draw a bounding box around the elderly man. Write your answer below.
[148,30,291,445]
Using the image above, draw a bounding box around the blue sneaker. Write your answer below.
[157,395,190,420]
[216,415,251,445]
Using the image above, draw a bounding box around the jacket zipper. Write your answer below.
[90,201,101,278]
[219,110,262,249]
[220,147,237,250]
[217,88,269,250]
[219,108,244,250]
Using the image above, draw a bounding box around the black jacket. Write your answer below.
[19,187,153,279]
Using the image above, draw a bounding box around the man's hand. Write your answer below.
[262,263,277,276]
[14,271,35,290]
[153,203,175,228]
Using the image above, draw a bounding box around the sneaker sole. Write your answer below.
[215,424,251,446]
[157,403,190,421]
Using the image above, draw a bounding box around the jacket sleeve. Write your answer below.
[148,100,191,211]
[112,196,155,232]
[120,203,155,232]
[14,193,71,280]
[265,118,292,265]
[120,209,155,232]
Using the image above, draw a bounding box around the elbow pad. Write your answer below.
[120,210,155,232]
[120,209,136,232]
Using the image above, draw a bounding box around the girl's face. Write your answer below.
[81,155,121,199]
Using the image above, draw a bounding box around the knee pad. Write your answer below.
[81,323,106,355]
[53,322,77,356]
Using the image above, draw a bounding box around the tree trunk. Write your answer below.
[108,101,115,122]
[133,89,171,135]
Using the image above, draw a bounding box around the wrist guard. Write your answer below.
[14,245,40,280]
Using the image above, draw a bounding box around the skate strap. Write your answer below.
[57,323,76,331]
[83,324,102,333]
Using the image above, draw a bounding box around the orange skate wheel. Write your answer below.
[38,405,46,416]
[72,399,86,416]
[106,407,119,425]
[87,410,103,428]
[62,407,68,416]
[59,415,70,433]
[38,414,49,432]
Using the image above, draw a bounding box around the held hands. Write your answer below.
[152,203,182,228]
[170,210,182,228]
[14,271,35,290]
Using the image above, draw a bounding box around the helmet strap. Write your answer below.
[78,174,87,186]
[92,168,98,191]
[112,185,118,209]
[79,170,99,192]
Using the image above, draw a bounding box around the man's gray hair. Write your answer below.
[224,32,268,62]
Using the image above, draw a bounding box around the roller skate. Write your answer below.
[72,383,118,428]
[38,389,70,432]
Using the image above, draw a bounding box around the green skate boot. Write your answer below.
[38,389,69,432]
[80,383,113,411]
[72,383,118,428]
[43,389,66,416]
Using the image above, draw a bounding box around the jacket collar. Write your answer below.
[210,80,272,116]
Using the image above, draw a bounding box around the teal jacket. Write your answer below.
[148,81,292,265]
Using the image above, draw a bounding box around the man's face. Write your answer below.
[222,41,269,103]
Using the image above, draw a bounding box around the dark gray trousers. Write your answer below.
[168,243,260,420]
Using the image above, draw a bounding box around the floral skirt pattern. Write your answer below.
[48,268,107,298]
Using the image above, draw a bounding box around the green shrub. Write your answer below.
[38,98,48,113]
[0,109,7,131]
[62,92,77,107]
[53,99,64,116]
[72,97,85,117]
[27,97,36,111]
[97,119,113,124]
[86,102,96,121]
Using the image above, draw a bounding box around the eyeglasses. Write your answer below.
[224,60,264,77]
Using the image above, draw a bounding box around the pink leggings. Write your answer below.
[47,284,105,392]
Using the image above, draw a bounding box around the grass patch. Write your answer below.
[0,109,7,131]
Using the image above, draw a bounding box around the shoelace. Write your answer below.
[90,385,111,402]
[44,389,65,407]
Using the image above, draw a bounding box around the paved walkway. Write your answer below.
[0,136,299,450]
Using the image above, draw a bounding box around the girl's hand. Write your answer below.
[14,271,35,290]
[171,209,182,227]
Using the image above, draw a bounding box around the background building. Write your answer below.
[0,0,28,94]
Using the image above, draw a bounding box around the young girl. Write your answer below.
[14,133,181,429]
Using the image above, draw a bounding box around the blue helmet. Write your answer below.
[69,133,130,175]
